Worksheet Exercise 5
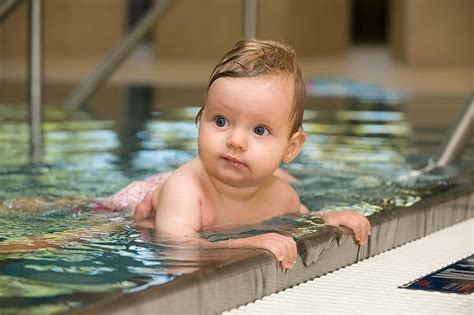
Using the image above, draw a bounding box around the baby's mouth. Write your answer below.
[222,155,248,169]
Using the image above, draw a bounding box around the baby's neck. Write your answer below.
[207,175,272,204]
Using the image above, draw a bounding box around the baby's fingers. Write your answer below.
[264,234,297,269]
[279,235,297,268]
[352,214,371,245]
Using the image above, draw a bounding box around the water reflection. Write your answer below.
[114,86,153,176]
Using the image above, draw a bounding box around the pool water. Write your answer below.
[0,94,468,314]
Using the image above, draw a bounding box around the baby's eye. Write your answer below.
[214,116,228,128]
[253,125,270,136]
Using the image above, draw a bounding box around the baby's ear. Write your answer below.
[283,129,306,163]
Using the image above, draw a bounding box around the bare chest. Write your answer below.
[200,194,296,230]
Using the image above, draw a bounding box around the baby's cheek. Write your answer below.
[250,154,281,176]
[198,134,220,158]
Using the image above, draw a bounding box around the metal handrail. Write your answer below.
[1,0,43,162]
[434,93,474,167]
[244,0,257,38]
[398,94,473,181]
[28,0,43,163]
[64,0,174,109]
[0,0,21,23]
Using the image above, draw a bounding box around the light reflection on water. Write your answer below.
[0,97,464,313]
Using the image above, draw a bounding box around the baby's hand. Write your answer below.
[321,210,371,245]
[237,233,297,269]
[133,191,155,228]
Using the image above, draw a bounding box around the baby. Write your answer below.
[132,39,371,269]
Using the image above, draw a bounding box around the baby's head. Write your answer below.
[197,38,305,137]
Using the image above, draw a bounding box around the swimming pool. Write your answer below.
[0,88,472,314]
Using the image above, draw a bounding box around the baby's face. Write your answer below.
[198,75,296,187]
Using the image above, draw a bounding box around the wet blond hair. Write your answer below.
[196,38,305,136]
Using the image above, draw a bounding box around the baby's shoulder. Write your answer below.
[162,158,203,193]
[263,176,301,213]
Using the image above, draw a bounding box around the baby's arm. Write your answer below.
[153,173,201,237]
[294,186,371,245]
[229,179,301,268]
[319,211,371,245]
[227,233,297,269]
[302,205,371,245]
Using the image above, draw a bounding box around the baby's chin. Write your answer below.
[214,172,275,188]
[202,158,276,186]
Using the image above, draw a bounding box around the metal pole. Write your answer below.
[434,94,474,167]
[64,0,174,109]
[244,0,257,38]
[0,0,21,22]
[29,0,43,163]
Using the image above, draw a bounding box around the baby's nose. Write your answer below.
[226,129,248,151]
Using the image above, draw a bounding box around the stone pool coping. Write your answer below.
[66,184,474,315]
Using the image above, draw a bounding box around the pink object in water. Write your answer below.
[100,172,171,211]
